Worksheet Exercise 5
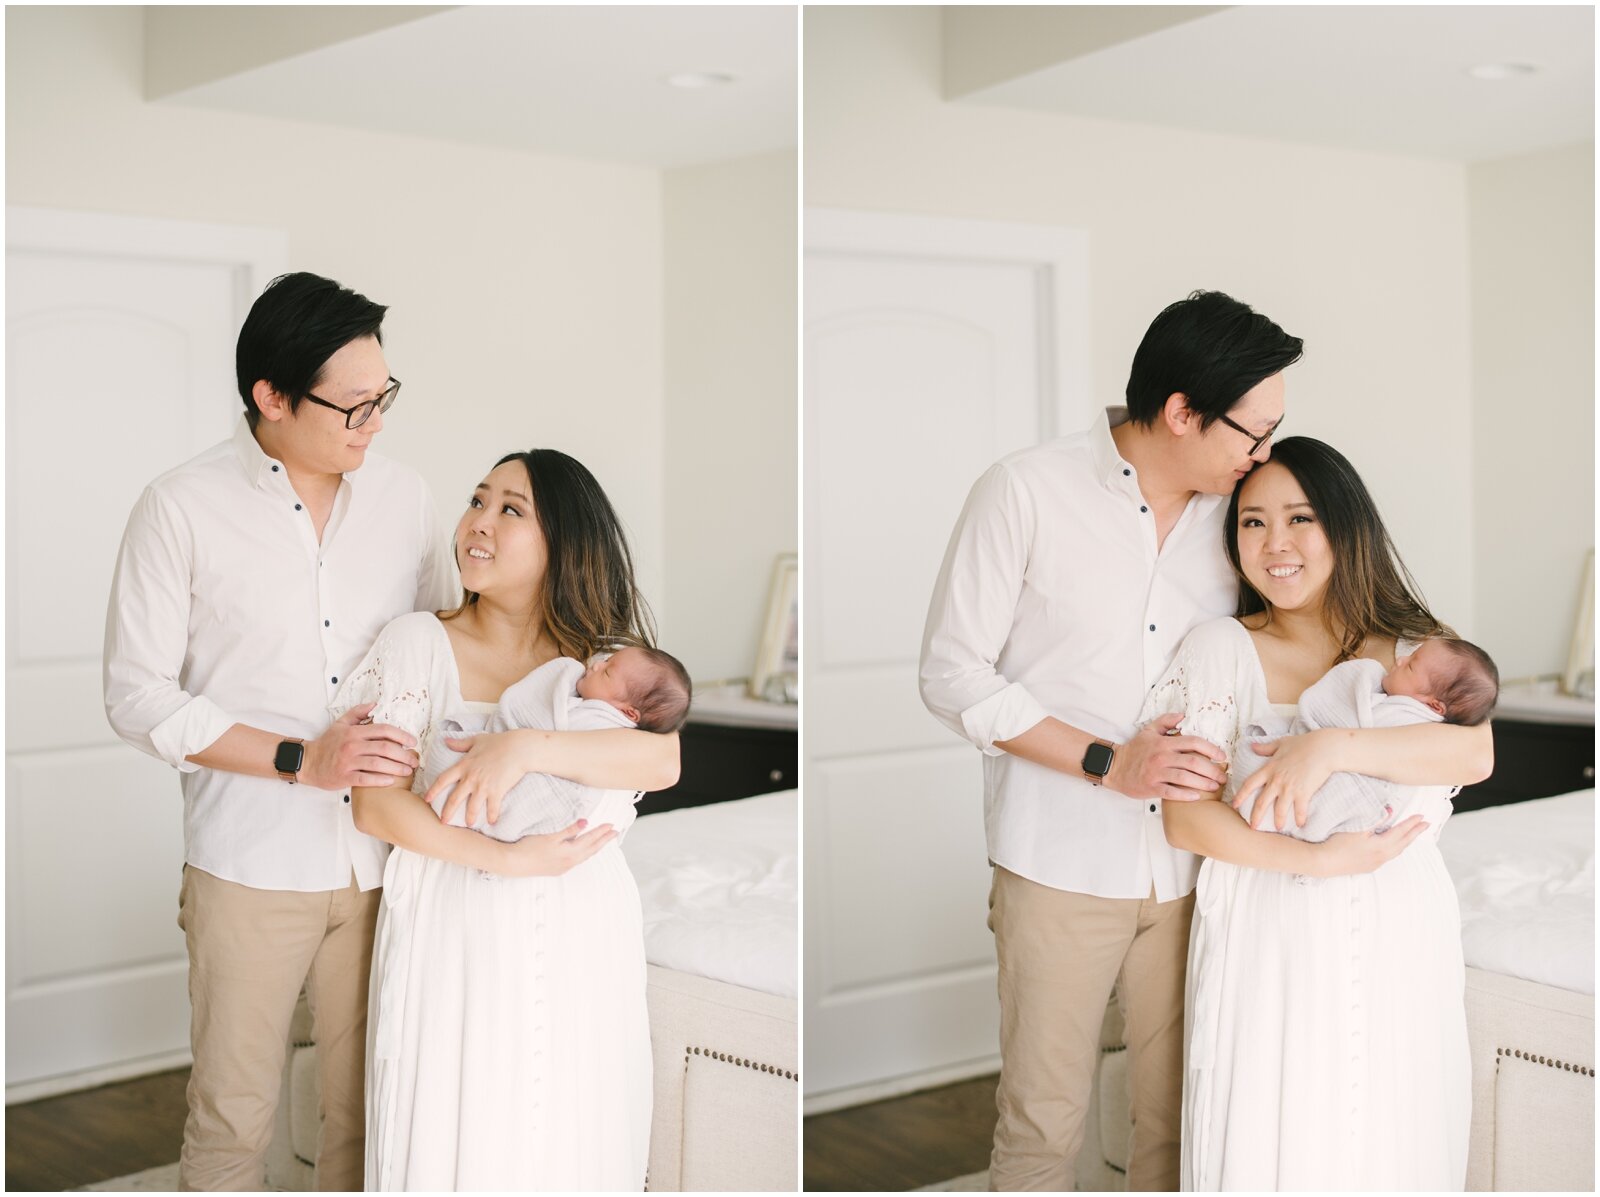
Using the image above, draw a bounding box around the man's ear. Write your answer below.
[1162,392,1194,436]
[253,379,289,423]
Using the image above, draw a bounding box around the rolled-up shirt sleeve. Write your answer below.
[919,461,1050,755]
[103,486,235,771]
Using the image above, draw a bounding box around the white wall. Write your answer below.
[663,150,798,682]
[7,4,666,605]
[1468,141,1595,679]
[806,5,1479,631]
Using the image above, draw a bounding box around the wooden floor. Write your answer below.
[804,1073,999,1192]
[6,1067,189,1192]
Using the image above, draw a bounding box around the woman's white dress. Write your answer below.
[1145,617,1469,1191]
[337,611,652,1192]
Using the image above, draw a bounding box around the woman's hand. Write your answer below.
[425,730,533,828]
[1231,729,1341,831]
[1311,815,1429,877]
[496,819,618,878]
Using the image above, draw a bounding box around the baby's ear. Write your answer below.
[1425,696,1446,716]
[621,703,642,724]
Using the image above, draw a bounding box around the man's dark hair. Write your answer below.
[632,647,693,734]
[235,272,387,428]
[1125,290,1303,428]
[1432,638,1500,727]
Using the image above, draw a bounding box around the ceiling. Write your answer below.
[950,6,1594,162]
[153,5,797,170]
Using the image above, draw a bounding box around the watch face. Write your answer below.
[274,740,304,774]
[1083,741,1114,778]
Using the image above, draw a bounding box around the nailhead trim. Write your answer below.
[1497,1046,1595,1077]
[686,1044,798,1082]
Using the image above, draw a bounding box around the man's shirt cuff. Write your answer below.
[960,683,1049,756]
[148,696,236,773]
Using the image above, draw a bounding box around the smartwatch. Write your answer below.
[274,738,305,784]
[1081,739,1115,786]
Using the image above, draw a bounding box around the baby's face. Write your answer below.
[1382,640,1449,711]
[577,648,647,709]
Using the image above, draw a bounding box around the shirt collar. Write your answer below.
[230,415,366,490]
[1091,405,1135,487]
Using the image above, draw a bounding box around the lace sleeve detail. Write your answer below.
[331,614,442,747]
[1138,620,1248,761]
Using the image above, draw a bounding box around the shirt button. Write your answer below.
[1149,624,1156,632]
[271,464,280,472]
[343,794,351,804]
[1149,803,1158,813]
[331,676,338,684]
[1122,468,1131,476]
[325,620,331,627]
[294,503,302,511]
[1140,505,1149,513]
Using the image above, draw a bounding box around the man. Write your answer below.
[919,290,1303,1191]
[104,273,456,1190]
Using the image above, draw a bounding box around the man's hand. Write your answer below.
[1104,712,1229,802]
[1231,729,1339,831]
[301,704,419,790]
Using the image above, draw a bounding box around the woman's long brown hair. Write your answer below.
[1225,437,1451,664]
[442,449,656,661]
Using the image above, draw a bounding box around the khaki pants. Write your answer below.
[987,866,1194,1192]
[176,865,379,1192]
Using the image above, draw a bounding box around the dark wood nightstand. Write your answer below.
[639,684,798,816]
[1453,682,1595,813]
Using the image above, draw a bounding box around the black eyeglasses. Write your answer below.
[1217,412,1282,455]
[302,377,401,430]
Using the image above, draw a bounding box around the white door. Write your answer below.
[803,210,1090,1109]
[5,208,285,1098]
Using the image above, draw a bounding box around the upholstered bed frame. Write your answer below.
[1073,969,1595,1192]
[265,964,798,1191]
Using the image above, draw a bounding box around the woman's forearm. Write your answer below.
[352,786,508,872]
[1320,721,1494,785]
[508,727,681,791]
[1164,798,1324,875]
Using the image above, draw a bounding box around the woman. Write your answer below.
[335,449,678,1191]
[1148,438,1492,1191]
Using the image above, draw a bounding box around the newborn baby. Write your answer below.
[428,646,692,842]
[1233,637,1499,842]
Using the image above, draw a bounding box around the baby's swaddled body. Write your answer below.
[426,656,638,842]
[1231,657,1453,842]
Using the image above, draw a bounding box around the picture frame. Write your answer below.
[1561,548,1594,698]
[750,552,799,702]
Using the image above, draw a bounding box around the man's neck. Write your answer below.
[252,424,342,507]
[1109,419,1195,514]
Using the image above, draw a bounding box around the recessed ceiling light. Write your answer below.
[1467,62,1542,81]
[665,71,737,89]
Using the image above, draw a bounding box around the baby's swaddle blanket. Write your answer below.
[427,656,638,842]
[1232,657,1448,842]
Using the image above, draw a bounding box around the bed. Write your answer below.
[1074,790,1595,1192]
[264,789,798,1191]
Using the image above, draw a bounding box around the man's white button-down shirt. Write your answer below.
[919,408,1239,900]
[105,417,458,892]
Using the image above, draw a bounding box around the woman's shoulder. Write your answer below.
[1176,615,1252,656]
[372,610,451,656]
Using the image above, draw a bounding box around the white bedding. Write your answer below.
[1438,790,1594,995]
[621,790,798,999]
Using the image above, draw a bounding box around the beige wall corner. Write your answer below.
[144,5,455,99]
[942,4,1227,99]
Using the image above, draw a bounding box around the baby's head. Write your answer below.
[1381,637,1499,726]
[577,646,692,733]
